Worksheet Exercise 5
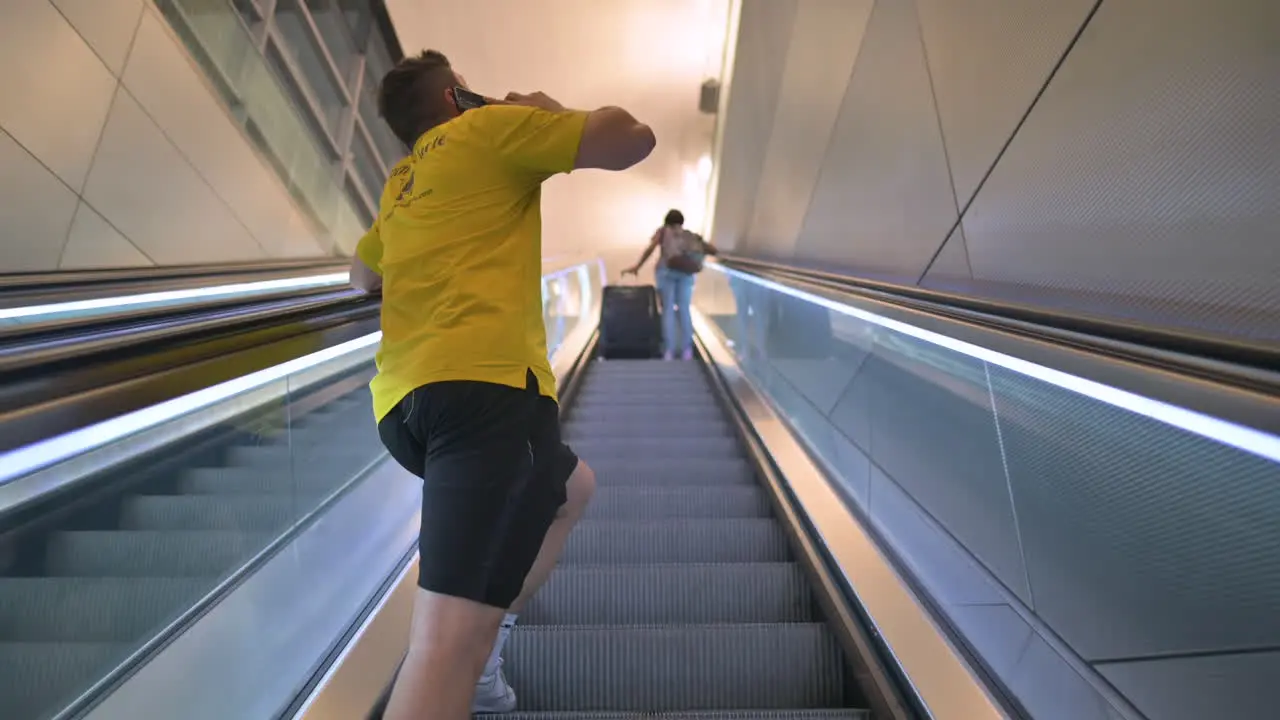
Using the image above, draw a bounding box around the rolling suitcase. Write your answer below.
[599,282,662,359]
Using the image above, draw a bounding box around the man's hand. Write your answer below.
[504,91,566,113]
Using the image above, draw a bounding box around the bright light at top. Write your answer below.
[696,154,714,182]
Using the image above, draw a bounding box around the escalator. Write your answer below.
[0,372,384,719]
[498,357,868,718]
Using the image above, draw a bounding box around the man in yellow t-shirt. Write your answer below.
[349,49,654,720]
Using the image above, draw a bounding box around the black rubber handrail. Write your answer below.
[0,291,379,454]
[0,283,344,343]
[719,255,1280,395]
[0,258,349,310]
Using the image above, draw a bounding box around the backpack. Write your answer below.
[664,230,707,274]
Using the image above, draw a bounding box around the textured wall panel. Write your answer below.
[0,129,79,271]
[744,0,872,259]
[861,333,1031,603]
[122,12,328,258]
[961,0,1280,343]
[913,0,1095,207]
[708,0,798,251]
[0,0,118,190]
[1099,650,1280,720]
[83,91,265,265]
[61,201,151,269]
[919,225,973,289]
[52,0,144,75]
[990,365,1280,659]
[793,0,958,282]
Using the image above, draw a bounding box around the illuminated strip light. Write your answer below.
[709,264,1280,465]
[0,332,381,486]
[0,272,351,321]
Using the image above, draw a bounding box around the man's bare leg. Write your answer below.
[475,460,596,706]
[384,590,504,720]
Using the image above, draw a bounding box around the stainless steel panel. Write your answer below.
[1009,634,1114,720]
[946,604,1033,679]
[961,0,1280,343]
[989,364,1280,659]
[793,0,957,282]
[122,11,327,259]
[919,226,973,289]
[61,201,152,269]
[1098,650,1280,720]
[51,0,145,75]
[863,334,1031,603]
[82,91,266,264]
[745,0,873,259]
[710,0,799,251]
[0,0,118,191]
[0,128,79,271]
[913,0,1095,207]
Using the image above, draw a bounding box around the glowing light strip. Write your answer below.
[0,332,381,485]
[0,272,351,321]
[709,264,1280,464]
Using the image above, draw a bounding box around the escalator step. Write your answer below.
[570,406,726,425]
[0,577,210,642]
[585,486,770,520]
[222,444,376,469]
[522,564,814,625]
[44,530,271,577]
[564,418,737,441]
[0,641,129,720]
[176,467,347,495]
[573,438,743,462]
[483,707,875,712]
[119,494,325,531]
[587,459,756,486]
[563,520,789,564]
[505,624,845,711]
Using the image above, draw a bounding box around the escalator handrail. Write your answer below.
[719,254,1280,391]
[0,290,380,460]
[0,282,347,343]
[0,287,372,377]
[0,257,347,296]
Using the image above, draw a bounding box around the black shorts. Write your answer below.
[377,369,579,609]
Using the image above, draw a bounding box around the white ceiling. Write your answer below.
[385,0,732,264]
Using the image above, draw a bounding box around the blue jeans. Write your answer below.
[656,266,695,355]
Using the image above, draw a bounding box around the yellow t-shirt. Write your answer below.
[355,104,589,422]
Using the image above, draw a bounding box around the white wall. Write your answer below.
[0,0,333,272]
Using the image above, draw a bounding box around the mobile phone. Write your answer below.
[452,86,487,113]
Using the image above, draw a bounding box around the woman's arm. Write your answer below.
[622,228,663,275]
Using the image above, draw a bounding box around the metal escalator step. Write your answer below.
[522,564,813,625]
[222,444,376,468]
[588,459,755,486]
[119,495,325,531]
[44,530,272,577]
[585,486,770,520]
[0,641,130,720]
[570,406,725,425]
[505,624,845,711]
[562,520,789,564]
[483,707,875,712]
[573,438,742,462]
[573,397,717,412]
[0,577,209,642]
[564,419,737,441]
[176,466,347,495]
[576,384,715,400]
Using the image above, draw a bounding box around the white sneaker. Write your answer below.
[662,350,675,361]
[681,348,694,360]
[472,657,517,713]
